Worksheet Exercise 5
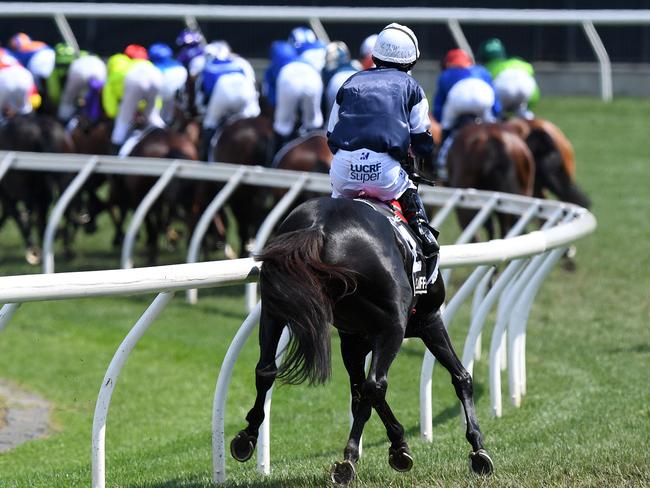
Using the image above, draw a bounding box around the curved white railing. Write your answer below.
[0,150,596,486]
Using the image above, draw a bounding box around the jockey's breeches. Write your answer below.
[330,149,416,201]
[0,65,34,116]
[202,72,259,129]
[58,55,107,121]
[494,68,537,113]
[274,62,323,137]
[111,63,164,145]
[441,77,495,130]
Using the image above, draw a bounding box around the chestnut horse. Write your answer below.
[504,117,591,209]
[447,122,535,239]
[213,115,332,255]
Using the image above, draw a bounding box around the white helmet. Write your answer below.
[371,23,420,65]
[204,40,232,61]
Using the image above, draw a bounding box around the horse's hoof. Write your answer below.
[469,449,494,475]
[388,445,413,473]
[230,431,256,462]
[25,248,41,266]
[330,460,356,485]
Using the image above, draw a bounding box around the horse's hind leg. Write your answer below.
[365,327,414,474]
[230,307,284,463]
[416,309,494,475]
[331,332,372,485]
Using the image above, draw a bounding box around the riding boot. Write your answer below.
[435,129,452,183]
[110,143,121,156]
[398,188,440,277]
[200,127,216,162]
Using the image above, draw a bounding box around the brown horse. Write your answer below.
[504,117,591,209]
[0,113,79,264]
[107,126,201,265]
[213,115,332,256]
[446,122,535,239]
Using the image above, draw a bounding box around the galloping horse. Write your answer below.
[0,113,78,263]
[107,126,200,265]
[446,122,535,239]
[230,197,494,485]
[213,114,332,256]
[504,117,591,209]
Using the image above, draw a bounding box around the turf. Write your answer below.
[0,97,649,487]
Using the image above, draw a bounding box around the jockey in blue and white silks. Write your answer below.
[196,45,260,159]
[327,23,439,272]
[148,43,188,124]
[322,41,359,117]
[262,41,297,109]
[432,48,501,134]
[271,27,326,152]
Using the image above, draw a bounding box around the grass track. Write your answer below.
[0,97,649,487]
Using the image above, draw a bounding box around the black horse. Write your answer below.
[230,197,493,484]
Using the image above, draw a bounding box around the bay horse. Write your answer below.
[107,125,200,265]
[213,115,332,256]
[0,113,80,264]
[230,196,494,484]
[446,122,535,239]
[504,117,591,209]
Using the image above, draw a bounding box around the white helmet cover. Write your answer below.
[371,23,420,65]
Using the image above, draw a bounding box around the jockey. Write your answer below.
[102,46,164,153]
[272,27,326,154]
[359,34,378,70]
[327,23,439,276]
[148,43,188,124]
[433,48,501,140]
[195,43,260,160]
[8,33,55,90]
[0,48,39,119]
[262,40,297,109]
[477,38,539,120]
[176,28,206,71]
[322,41,359,116]
[432,48,501,180]
[52,43,107,122]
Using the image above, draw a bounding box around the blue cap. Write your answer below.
[148,43,173,63]
[288,27,324,54]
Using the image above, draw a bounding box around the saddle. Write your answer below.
[118,124,159,157]
[271,130,327,168]
[355,198,439,296]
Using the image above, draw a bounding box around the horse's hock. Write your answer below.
[0,151,596,486]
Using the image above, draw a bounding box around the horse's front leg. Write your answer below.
[230,306,284,463]
[330,332,372,485]
[414,309,494,475]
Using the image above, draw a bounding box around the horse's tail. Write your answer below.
[256,226,357,385]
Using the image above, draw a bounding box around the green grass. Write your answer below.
[0,97,649,487]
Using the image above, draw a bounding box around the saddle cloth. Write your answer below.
[355,198,439,296]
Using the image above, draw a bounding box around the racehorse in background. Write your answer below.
[0,113,80,264]
[446,121,535,239]
[229,197,494,485]
[213,114,332,256]
[505,117,592,209]
[107,125,201,265]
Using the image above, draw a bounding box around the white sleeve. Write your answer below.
[188,56,205,78]
[409,96,431,134]
[327,101,340,133]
